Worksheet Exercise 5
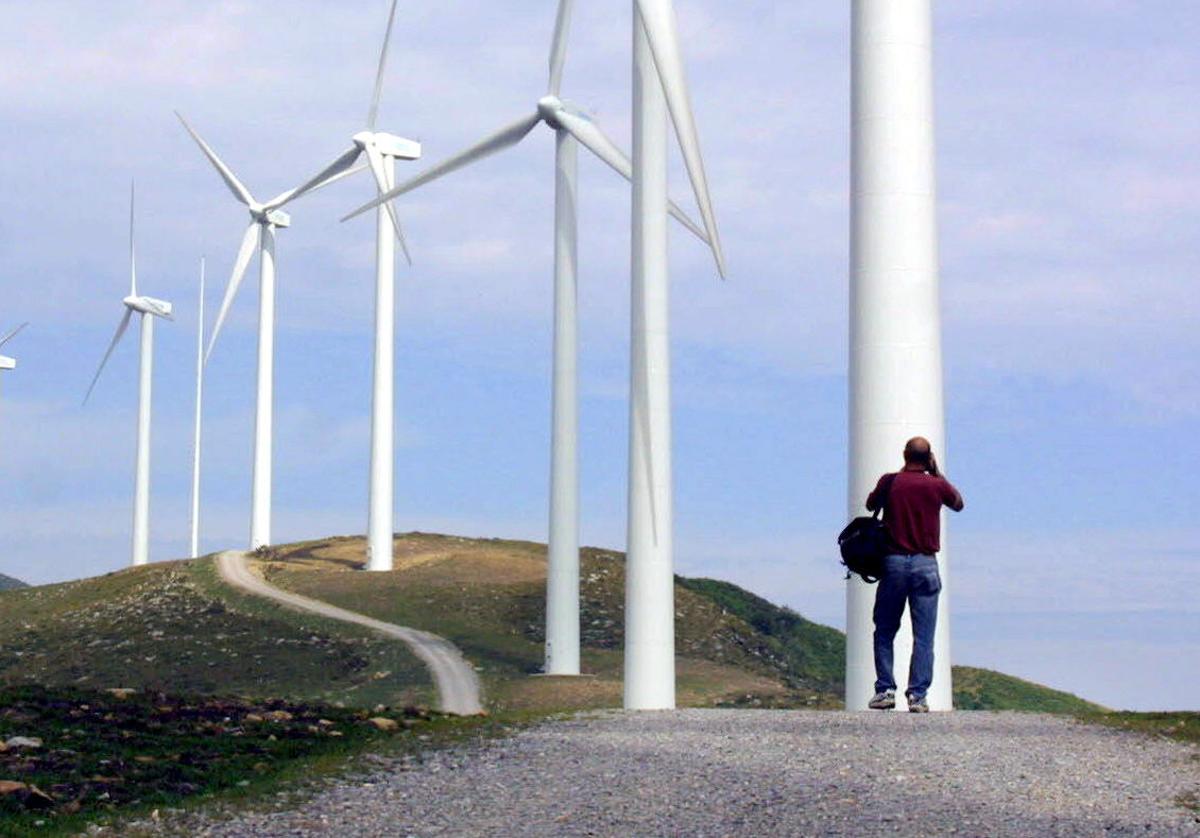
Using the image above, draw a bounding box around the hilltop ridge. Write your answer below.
[0,571,28,591]
[0,533,1104,714]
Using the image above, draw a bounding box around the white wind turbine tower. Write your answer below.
[294,0,421,574]
[846,0,953,712]
[176,112,367,550]
[623,0,726,710]
[344,0,711,676]
[190,257,206,559]
[84,184,174,568]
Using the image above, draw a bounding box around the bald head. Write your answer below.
[904,437,933,467]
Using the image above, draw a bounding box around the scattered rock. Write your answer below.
[5,736,43,750]
[368,717,399,732]
[0,780,55,809]
[263,710,293,723]
[106,688,137,700]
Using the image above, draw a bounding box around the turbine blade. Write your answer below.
[364,143,413,265]
[554,109,709,245]
[342,112,542,222]
[634,0,727,277]
[267,146,363,210]
[83,309,133,405]
[0,322,28,350]
[175,111,256,208]
[206,223,260,363]
[129,180,138,297]
[368,0,401,130]
[548,0,575,96]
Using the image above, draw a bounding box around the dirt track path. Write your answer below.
[215,551,483,716]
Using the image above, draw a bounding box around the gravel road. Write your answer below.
[215,552,483,716]
[175,709,1199,837]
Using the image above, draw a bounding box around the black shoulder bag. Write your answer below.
[837,473,897,584]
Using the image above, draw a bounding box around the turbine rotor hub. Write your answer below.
[537,95,564,127]
[356,130,422,161]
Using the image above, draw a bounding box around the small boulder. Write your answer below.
[368,717,399,732]
[0,781,54,810]
[106,688,137,700]
[4,737,43,750]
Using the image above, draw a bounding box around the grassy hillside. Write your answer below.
[0,572,28,591]
[0,533,1101,715]
[258,534,829,712]
[676,577,845,694]
[0,560,432,709]
[952,666,1105,713]
[255,533,1099,714]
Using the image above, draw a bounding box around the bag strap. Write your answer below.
[872,472,899,520]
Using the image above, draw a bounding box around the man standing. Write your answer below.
[866,437,964,713]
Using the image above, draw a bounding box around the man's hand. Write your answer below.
[927,452,941,478]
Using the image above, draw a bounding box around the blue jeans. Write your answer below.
[873,554,942,700]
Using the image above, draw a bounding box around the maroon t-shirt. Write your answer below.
[866,470,963,556]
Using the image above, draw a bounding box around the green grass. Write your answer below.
[676,577,846,693]
[0,559,432,709]
[0,685,488,837]
[1076,711,1200,744]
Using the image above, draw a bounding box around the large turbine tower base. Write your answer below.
[847,0,953,712]
[366,154,398,573]
[250,225,277,551]
[544,129,581,675]
[623,12,676,711]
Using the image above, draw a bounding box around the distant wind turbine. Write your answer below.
[0,323,27,375]
[84,184,174,568]
[295,0,421,574]
[190,257,206,560]
[0,323,28,419]
[344,0,710,676]
[623,0,726,710]
[175,112,366,550]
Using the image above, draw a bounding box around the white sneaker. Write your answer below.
[868,689,896,710]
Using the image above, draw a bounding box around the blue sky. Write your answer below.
[0,1,1197,711]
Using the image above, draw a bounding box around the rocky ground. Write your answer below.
[149,709,1200,837]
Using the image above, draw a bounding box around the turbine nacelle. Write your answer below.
[537,95,575,129]
[0,356,15,371]
[250,207,291,228]
[354,130,422,161]
[124,296,174,320]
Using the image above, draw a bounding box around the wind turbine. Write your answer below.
[0,324,27,374]
[622,0,726,710]
[190,257,206,559]
[84,184,174,568]
[175,112,366,550]
[0,324,28,411]
[287,0,421,574]
[846,0,952,712]
[344,0,711,677]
